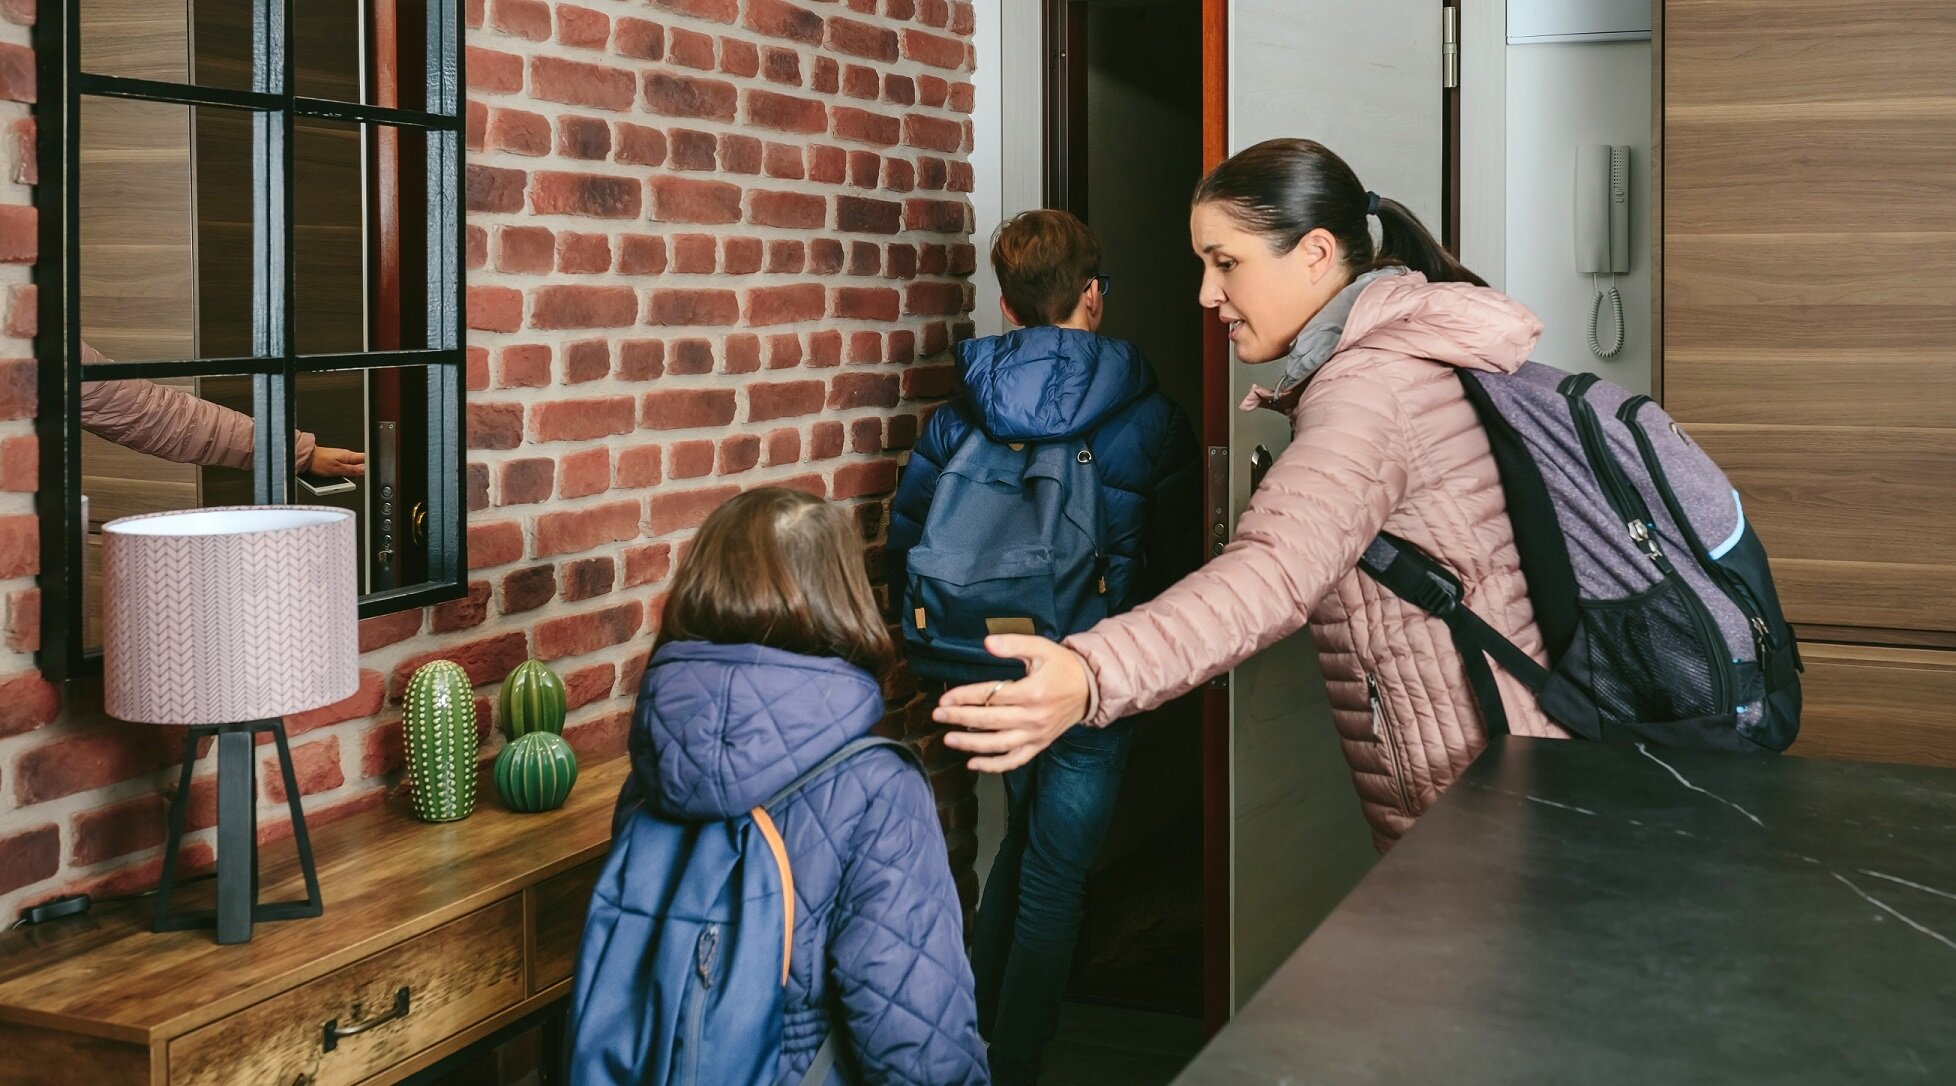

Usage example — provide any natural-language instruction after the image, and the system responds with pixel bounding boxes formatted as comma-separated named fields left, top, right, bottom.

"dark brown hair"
left=990, top=208, right=1102, bottom=326
left=1193, top=138, right=1486, bottom=287
left=655, top=488, right=895, bottom=680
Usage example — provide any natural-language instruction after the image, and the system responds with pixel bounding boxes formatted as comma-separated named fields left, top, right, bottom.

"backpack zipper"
left=679, top=925, right=719, bottom=1084
left=1367, top=675, right=1415, bottom=815
left=1617, top=396, right=1777, bottom=666
left=1561, top=375, right=1733, bottom=714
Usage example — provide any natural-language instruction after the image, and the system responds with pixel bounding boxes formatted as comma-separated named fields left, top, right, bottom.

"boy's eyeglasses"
left=1087, top=275, right=1112, bottom=297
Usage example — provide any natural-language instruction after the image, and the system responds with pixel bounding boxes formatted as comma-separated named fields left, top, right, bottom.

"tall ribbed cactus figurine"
left=494, top=731, right=579, bottom=813
left=403, top=660, right=478, bottom=822
left=499, top=659, right=567, bottom=739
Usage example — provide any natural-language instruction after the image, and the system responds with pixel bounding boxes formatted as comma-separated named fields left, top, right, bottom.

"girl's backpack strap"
left=763, top=736, right=925, bottom=811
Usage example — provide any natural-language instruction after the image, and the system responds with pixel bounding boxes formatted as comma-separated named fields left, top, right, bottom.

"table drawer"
left=528, top=858, right=603, bottom=994
left=168, top=897, right=526, bottom=1086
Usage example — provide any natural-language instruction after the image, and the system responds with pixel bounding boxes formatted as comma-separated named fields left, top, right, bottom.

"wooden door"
left=1657, top=0, right=1956, bottom=765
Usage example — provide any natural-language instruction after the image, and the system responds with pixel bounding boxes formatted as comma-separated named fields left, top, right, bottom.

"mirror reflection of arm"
left=77, top=341, right=349, bottom=474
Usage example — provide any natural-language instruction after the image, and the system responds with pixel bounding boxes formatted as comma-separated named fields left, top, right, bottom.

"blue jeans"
left=971, top=720, right=1135, bottom=1084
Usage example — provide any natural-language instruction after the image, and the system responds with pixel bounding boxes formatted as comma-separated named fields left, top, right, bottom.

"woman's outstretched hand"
left=935, top=635, right=1094, bottom=773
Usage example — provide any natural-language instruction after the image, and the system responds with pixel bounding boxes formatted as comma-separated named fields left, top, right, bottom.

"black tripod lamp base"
left=154, top=720, right=324, bottom=944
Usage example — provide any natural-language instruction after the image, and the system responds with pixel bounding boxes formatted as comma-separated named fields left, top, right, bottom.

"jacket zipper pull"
left=1366, top=675, right=1384, bottom=736
left=696, top=927, right=719, bottom=987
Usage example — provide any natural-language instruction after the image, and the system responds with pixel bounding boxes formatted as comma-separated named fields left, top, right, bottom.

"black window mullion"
left=76, top=74, right=280, bottom=114
left=82, top=357, right=286, bottom=382
left=291, top=348, right=465, bottom=374
left=291, top=98, right=457, bottom=131
left=251, top=0, right=294, bottom=503
left=36, top=0, right=84, bottom=679
left=424, top=0, right=464, bottom=584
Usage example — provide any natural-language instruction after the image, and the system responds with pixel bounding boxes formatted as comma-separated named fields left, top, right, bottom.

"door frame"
left=1197, top=0, right=1231, bottom=1037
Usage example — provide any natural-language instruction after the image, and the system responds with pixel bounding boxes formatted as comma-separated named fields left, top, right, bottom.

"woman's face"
left=1191, top=202, right=1347, bottom=365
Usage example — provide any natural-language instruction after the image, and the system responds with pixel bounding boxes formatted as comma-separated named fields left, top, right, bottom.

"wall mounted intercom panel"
left=1575, top=144, right=1630, bottom=357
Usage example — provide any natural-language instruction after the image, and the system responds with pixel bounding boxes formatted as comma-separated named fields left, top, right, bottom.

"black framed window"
left=36, top=1, right=466, bottom=679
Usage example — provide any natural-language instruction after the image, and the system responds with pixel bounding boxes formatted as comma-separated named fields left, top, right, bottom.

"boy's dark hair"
left=656, top=488, right=895, bottom=680
left=991, top=209, right=1101, bottom=326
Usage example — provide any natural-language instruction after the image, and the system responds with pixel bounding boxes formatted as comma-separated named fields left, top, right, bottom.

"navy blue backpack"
left=902, top=431, right=1111, bottom=683
left=567, top=737, right=924, bottom=1086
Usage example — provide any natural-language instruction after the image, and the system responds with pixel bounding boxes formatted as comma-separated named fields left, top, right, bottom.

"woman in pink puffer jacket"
left=935, top=139, right=1570, bottom=847
left=80, top=342, right=365, bottom=477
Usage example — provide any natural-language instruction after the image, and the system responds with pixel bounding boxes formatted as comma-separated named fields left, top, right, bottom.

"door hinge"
left=1442, top=6, right=1460, bottom=90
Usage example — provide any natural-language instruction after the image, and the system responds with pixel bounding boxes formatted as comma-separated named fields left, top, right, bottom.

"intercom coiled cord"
left=1588, top=274, right=1625, bottom=359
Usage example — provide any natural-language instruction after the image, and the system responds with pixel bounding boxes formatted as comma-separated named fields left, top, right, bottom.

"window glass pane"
left=294, top=119, right=369, bottom=355
left=296, top=0, right=431, bottom=115
left=79, top=100, right=263, bottom=365
left=78, top=0, right=254, bottom=92
left=297, top=366, right=436, bottom=594
left=79, top=373, right=260, bottom=650
left=295, top=121, right=431, bottom=355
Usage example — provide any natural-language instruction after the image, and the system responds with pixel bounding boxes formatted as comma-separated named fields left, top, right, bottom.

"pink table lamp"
left=103, top=506, right=358, bottom=944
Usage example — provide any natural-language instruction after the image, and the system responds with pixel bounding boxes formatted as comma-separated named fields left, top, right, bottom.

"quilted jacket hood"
left=954, top=326, right=1158, bottom=442
left=631, top=641, right=885, bottom=821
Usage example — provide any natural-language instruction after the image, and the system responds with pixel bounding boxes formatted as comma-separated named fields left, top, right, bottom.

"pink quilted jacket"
left=78, top=342, right=317, bottom=470
left=1066, top=272, right=1568, bottom=847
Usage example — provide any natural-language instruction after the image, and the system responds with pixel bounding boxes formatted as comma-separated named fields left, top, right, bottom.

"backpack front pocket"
left=906, top=545, right=1064, bottom=652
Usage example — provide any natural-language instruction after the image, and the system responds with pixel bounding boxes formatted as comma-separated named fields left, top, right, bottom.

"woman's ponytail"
left=1371, top=195, right=1486, bottom=287
left=1195, top=139, right=1485, bottom=287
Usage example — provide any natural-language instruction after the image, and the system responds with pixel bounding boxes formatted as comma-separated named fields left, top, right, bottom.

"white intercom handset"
left=1574, top=144, right=1630, bottom=359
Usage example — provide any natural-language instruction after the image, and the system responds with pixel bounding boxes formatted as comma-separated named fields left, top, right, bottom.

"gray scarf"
left=1271, top=266, right=1409, bottom=398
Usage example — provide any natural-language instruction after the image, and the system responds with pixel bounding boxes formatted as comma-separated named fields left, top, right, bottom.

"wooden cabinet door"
left=1659, top=1, right=1956, bottom=763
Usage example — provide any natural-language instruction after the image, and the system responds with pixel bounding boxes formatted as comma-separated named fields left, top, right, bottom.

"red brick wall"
left=0, top=0, right=981, bottom=924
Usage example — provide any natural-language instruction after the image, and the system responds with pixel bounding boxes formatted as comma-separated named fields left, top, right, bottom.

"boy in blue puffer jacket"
left=887, top=209, right=1201, bottom=1085
left=612, top=488, right=989, bottom=1085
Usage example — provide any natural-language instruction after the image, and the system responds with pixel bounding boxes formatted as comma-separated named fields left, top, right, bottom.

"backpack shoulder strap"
left=798, top=1033, right=839, bottom=1086
left=746, top=737, right=926, bottom=989
left=763, top=736, right=924, bottom=811
left=1357, top=533, right=1553, bottom=737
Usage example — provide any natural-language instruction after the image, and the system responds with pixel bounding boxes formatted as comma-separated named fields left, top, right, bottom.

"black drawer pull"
left=323, top=986, right=412, bottom=1052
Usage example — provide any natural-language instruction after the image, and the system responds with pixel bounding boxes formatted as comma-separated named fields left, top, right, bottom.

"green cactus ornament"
left=499, top=659, right=567, bottom=739
left=494, top=731, right=579, bottom=813
left=403, top=660, right=478, bottom=822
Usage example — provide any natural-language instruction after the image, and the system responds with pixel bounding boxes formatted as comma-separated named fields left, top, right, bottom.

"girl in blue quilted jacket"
left=626, top=488, right=989, bottom=1085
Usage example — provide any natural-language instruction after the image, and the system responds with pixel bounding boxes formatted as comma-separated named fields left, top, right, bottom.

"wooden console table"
left=0, top=755, right=627, bottom=1086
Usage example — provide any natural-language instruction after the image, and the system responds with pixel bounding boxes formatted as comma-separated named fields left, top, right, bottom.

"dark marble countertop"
left=1175, top=736, right=1956, bottom=1084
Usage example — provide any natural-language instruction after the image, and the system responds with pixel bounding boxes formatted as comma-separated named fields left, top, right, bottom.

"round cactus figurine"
left=403, top=660, right=478, bottom=822
left=494, top=731, right=579, bottom=813
left=499, top=659, right=567, bottom=739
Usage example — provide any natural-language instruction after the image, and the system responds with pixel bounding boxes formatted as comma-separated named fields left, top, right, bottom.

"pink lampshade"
left=102, top=506, right=360, bottom=725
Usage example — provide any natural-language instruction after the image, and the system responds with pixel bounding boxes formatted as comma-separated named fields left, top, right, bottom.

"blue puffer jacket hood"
left=955, top=326, right=1158, bottom=442
left=632, top=640, right=884, bottom=821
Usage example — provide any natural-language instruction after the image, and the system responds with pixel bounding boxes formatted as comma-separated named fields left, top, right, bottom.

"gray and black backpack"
left=1360, top=362, right=1802, bottom=752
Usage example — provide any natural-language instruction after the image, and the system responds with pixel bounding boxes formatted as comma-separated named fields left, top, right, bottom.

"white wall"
left=967, top=0, right=1043, bottom=888
left=969, top=0, right=1043, bottom=341
left=1500, top=41, right=1653, bottom=394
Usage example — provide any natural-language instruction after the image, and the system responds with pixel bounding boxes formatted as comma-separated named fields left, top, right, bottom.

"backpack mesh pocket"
left=1578, top=577, right=1723, bottom=725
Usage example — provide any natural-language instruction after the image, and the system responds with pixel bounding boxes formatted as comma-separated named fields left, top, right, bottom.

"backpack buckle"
left=1411, top=571, right=1460, bottom=616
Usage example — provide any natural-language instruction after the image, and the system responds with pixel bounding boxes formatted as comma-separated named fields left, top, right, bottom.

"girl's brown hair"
left=655, top=487, right=895, bottom=680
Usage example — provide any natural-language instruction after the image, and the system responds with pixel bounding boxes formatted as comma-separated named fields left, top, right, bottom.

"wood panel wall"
left=1660, top=0, right=1956, bottom=766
